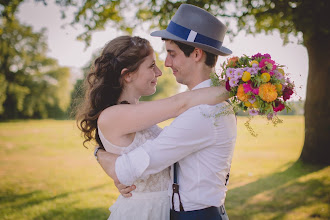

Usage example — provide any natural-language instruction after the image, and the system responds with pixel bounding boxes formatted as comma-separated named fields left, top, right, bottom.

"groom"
left=96, top=4, right=237, bottom=220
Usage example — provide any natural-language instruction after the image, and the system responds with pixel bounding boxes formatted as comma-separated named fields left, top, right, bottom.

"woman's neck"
left=118, top=89, right=140, bottom=105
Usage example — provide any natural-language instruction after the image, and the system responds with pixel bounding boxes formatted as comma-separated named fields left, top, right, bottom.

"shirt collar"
left=191, top=79, right=212, bottom=90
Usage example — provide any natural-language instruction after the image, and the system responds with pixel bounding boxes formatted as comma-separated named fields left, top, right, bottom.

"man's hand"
left=96, top=148, right=120, bottom=183
left=115, top=182, right=136, bottom=198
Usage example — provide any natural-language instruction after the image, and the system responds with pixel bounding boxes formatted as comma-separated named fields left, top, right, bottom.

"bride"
left=76, top=35, right=229, bottom=220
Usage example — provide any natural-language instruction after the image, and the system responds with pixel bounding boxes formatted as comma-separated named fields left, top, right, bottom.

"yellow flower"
left=259, top=83, right=278, bottom=102
left=278, top=68, right=285, bottom=75
left=252, top=100, right=260, bottom=108
left=237, top=84, right=250, bottom=102
left=244, top=102, right=252, bottom=108
left=242, top=71, right=251, bottom=82
left=275, top=84, right=282, bottom=93
left=250, top=60, right=259, bottom=66
left=261, top=72, right=271, bottom=83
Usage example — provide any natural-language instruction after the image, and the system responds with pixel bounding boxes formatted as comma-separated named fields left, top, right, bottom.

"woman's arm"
left=98, top=85, right=229, bottom=137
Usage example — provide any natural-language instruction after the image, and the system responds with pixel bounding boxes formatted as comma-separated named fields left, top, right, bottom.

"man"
left=95, top=4, right=237, bottom=220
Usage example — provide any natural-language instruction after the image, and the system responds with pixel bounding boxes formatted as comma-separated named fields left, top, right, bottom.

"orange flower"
left=237, top=84, right=250, bottom=102
left=227, top=56, right=239, bottom=67
left=259, top=83, right=278, bottom=102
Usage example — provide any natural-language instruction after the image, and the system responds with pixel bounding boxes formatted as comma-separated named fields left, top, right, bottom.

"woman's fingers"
left=116, top=183, right=136, bottom=198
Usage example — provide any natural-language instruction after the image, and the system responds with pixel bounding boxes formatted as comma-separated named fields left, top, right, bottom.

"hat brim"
left=151, top=30, right=232, bottom=56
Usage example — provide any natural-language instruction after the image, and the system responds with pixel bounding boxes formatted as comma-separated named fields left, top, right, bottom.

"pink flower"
left=259, top=58, right=276, bottom=71
left=225, top=80, right=231, bottom=91
left=243, top=83, right=253, bottom=93
left=283, top=87, right=293, bottom=101
left=263, top=53, right=271, bottom=59
left=252, top=88, right=259, bottom=95
left=252, top=53, right=262, bottom=60
left=273, top=101, right=285, bottom=112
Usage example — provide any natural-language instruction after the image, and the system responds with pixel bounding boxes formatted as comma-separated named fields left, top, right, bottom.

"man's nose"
left=165, top=56, right=171, bottom=67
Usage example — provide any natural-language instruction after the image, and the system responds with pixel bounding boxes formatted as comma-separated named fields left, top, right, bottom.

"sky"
left=17, top=1, right=308, bottom=100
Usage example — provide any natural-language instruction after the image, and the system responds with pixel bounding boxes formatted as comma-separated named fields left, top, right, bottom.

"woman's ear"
left=121, top=68, right=132, bottom=83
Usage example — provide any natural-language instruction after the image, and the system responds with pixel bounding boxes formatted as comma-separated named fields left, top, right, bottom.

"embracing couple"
left=77, top=4, right=237, bottom=220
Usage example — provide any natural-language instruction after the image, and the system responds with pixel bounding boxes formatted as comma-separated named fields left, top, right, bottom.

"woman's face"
left=130, top=51, right=163, bottom=96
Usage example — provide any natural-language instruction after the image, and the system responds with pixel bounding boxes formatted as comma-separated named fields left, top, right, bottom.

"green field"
left=0, top=116, right=329, bottom=220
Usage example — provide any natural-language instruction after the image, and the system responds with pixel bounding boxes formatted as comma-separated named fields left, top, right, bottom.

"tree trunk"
left=299, top=33, right=330, bottom=165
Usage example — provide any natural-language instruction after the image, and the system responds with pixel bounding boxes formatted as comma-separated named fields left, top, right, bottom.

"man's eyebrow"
left=167, top=49, right=175, bottom=53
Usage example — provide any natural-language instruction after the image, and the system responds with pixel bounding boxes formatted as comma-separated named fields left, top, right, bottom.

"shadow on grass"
left=226, top=161, right=329, bottom=220
left=33, top=206, right=109, bottom=220
left=0, top=183, right=110, bottom=218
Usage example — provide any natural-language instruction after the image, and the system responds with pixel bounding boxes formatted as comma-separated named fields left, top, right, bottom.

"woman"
left=76, top=36, right=229, bottom=220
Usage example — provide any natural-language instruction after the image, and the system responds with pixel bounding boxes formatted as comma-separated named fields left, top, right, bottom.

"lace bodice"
left=98, top=125, right=170, bottom=192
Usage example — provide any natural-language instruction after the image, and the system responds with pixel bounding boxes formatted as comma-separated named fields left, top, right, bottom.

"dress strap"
left=172, top=162, right=184, bottom=211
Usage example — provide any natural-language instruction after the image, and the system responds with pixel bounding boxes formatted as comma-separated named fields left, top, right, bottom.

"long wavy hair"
left=76, top=36, right=153, bottom=148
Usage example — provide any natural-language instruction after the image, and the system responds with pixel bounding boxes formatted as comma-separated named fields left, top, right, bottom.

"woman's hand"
left=115, top=182, right=136, bottom=198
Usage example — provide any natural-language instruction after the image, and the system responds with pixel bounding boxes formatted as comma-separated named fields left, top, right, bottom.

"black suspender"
left=172, top=162, right=184, bottom=211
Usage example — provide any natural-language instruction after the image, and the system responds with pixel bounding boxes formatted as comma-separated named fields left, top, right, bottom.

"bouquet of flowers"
left=211, top=53, right=295, bottom=135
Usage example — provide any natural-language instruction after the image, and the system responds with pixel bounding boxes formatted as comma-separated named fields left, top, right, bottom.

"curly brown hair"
left=76, top=36, right=153, bottom=148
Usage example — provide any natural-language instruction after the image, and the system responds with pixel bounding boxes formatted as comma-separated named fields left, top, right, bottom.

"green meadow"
left=0, top=116, right=329, bottom=220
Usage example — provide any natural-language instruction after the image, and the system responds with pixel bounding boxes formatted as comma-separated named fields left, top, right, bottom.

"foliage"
left=0, top=1, right=72, bottom=119
left=49, top=0, right=329, bottom=47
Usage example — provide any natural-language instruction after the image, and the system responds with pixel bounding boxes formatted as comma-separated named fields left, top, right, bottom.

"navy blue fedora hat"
left=151, top=4, right=232, bottom=56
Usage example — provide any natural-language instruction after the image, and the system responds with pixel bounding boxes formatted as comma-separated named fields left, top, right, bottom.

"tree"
left=40, top=0, right=329, bottom=164
left=0, top=0, right=72, bottom=119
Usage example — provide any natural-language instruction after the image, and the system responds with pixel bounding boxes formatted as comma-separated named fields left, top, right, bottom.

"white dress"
left=98, top=125, right=171, bottom=220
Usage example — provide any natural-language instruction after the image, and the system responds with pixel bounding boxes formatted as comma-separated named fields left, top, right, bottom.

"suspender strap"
left=172, top=162, right=184, bottom=211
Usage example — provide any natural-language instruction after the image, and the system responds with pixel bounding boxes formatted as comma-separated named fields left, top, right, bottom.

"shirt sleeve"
left=115, top=105, right=215, bottom=185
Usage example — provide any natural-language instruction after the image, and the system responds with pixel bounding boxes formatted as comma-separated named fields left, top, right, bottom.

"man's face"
left=164, top=40, right=195, bottom=86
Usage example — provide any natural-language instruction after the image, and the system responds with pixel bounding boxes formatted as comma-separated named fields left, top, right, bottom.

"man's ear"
left=193, top=48, right=204, bottom=62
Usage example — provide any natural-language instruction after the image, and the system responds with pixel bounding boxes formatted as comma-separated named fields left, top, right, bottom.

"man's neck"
left=186, top=69, right=212, bottom=90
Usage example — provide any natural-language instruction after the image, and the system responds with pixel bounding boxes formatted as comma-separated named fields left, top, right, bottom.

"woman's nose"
left=155, top=66, right=162, bottom=77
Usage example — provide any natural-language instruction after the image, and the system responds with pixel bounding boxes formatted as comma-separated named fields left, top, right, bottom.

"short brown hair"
left=163, top=39, right=218, bottom=67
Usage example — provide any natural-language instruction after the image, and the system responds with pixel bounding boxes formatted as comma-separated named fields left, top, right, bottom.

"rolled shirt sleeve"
left=115, top=105, right=215, bottom=185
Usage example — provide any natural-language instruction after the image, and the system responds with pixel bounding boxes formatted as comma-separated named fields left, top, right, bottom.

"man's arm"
left=97, top=149, right=136, bottom=197
left=115, top=106, right=220, bottom=185
left=96, top=149, right=120, bottom=183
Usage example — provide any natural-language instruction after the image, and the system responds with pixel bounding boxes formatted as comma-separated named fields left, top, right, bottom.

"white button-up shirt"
left=115, top=79, right=237, bottom=211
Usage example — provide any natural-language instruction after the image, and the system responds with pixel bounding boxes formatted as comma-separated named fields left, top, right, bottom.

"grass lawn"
left=0, top=116, right=329, bottom=220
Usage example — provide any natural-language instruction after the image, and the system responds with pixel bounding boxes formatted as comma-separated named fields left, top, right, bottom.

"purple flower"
left=252, top=63, right=259, bottom=68
left=226, top=68, right=235, bottom=78
left=234, top=68, right=243, bottom=79
left=229, top=78, right=239, bottom=87
left=274, top=71, right=284, bottom=80
left=248, top=96, right=256, bottom=104
left=249, top=109, right=259, bottom=116
left=250, top=67, right=259, bottom=75
left=267, top=113, right=274, bottom=120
